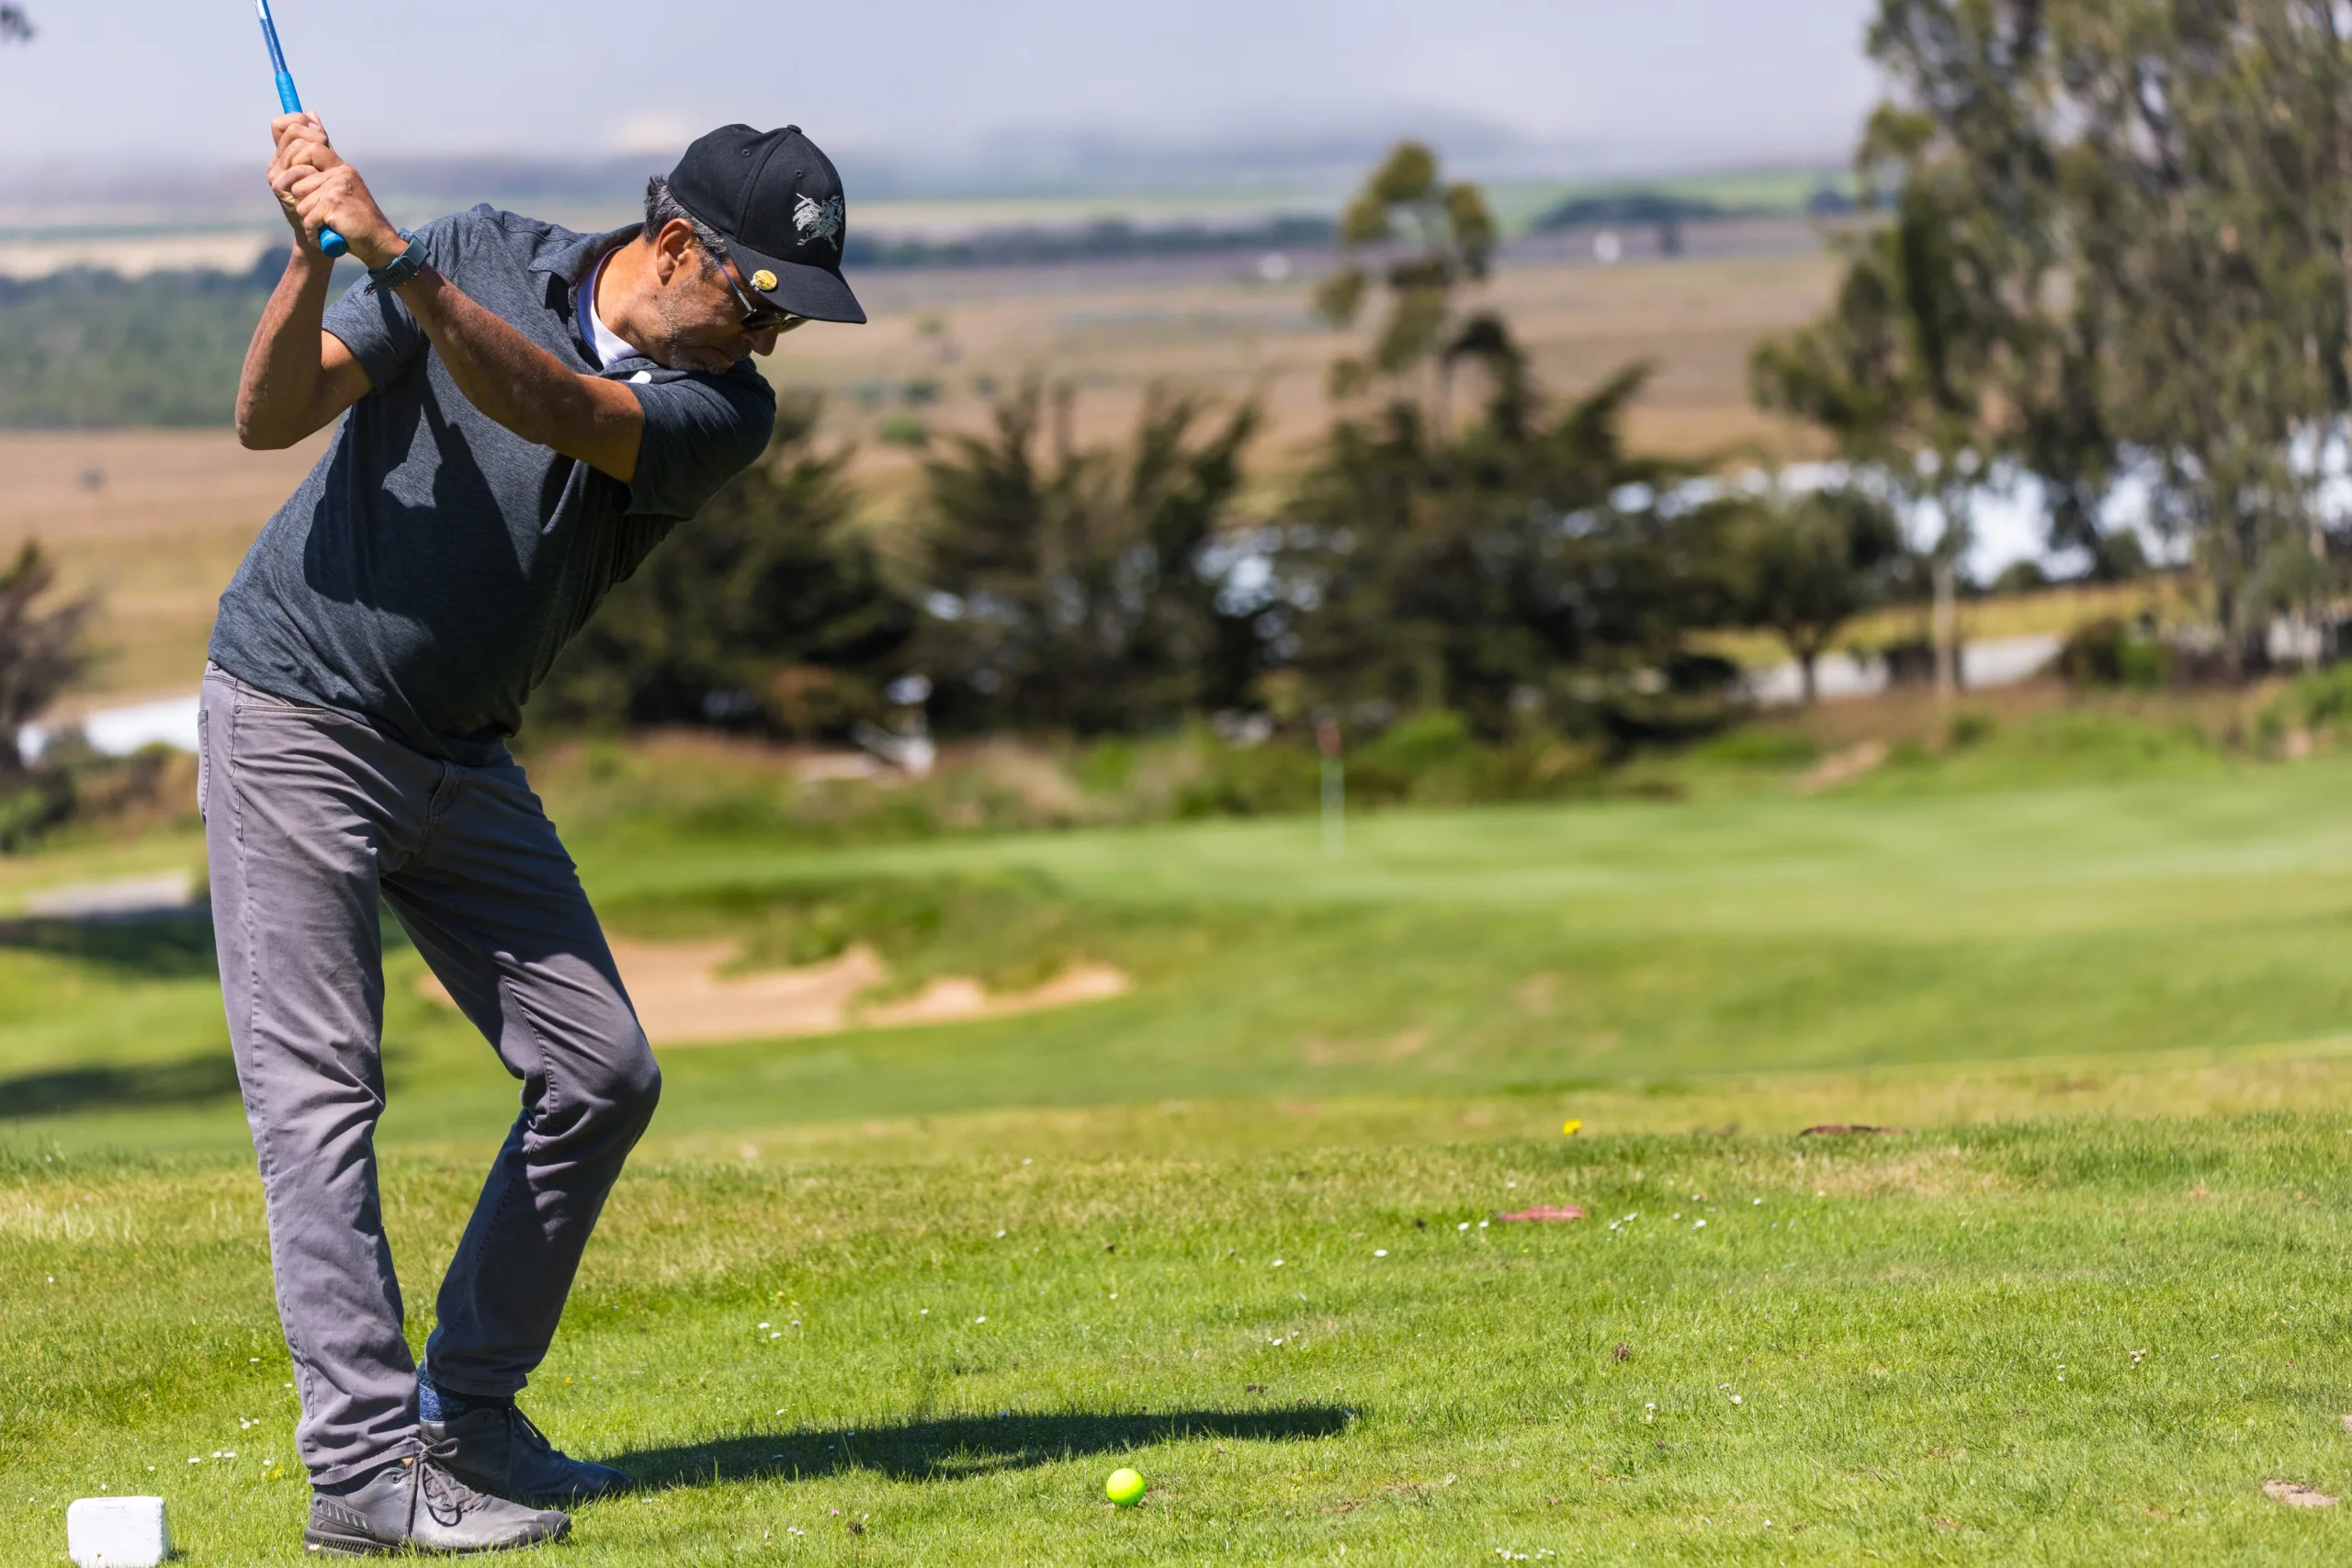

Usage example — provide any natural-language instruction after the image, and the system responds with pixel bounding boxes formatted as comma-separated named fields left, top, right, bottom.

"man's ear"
left=650, top=218, right=699, bottom=285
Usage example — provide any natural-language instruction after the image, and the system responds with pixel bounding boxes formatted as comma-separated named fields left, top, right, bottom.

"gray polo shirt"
left=209, top=206, right=777, bottom=766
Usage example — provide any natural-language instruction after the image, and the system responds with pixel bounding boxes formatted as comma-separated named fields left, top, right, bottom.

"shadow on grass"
left=0, top=912, right=217, bottom=978
left=0, top=1051, right=242, bottom=1120
left=609, top=1405, right=1352, bottom=1488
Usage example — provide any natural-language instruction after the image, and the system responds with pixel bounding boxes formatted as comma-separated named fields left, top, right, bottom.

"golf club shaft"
left=255, top=0, right=347, bottom=258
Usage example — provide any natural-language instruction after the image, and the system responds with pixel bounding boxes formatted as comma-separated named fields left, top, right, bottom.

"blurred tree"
left=1275, top=359, right=1742, bottom=743
left=1751, top=77, right=2019, bottom=703
left=1727, top=486, right=1907, bottom=705
left=1862, top=0, right=2122, bottom=588
left=1314, top=141, right=1506, bottom=423
left=2052, top=0, right=2352, bottom=669
left=1990, top=557, right=2052, bottom=596
left=0, top=7, right=30, bottom=44
left=913, top=379, right=1262, bottom=734
left=1812, top=0, right=2352, bottom=672
left=535, top=394, right=915, bottom=739
left=0, top=542, right=95, bottom=774
left=1, top=258, right=280, bottom=429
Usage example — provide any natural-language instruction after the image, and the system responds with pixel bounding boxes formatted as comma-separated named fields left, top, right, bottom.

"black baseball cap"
left=667, top=124, right=865, bottom=325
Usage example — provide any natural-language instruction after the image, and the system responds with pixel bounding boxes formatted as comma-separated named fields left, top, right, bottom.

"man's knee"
left=613, top=1033, right=661, bottom=1124
left=526, top=1014, right=661, bottom=1150
left=582, top=1029, right=661, bottom=1134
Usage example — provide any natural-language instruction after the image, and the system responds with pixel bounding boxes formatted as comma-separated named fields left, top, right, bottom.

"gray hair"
left=643, top=176, right=727, bottom=269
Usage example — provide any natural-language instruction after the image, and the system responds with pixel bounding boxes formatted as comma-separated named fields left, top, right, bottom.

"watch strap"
left=368, top=231, right=428, bottom=291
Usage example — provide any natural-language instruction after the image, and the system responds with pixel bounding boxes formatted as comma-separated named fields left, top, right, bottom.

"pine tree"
left=0, top=543, right=94, bottom=773
left=912, top=380, right=1261, bottom=734
left=535, top=394, right=914, bottom=737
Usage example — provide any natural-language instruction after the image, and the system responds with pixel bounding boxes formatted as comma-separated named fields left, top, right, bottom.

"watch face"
left=369, top=233, right=425, bottom=285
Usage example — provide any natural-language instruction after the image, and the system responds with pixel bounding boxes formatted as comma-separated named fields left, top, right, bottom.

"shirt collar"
left=536, top=224, right=656, bottom=371
left=532, top=222, right=644, bottom=288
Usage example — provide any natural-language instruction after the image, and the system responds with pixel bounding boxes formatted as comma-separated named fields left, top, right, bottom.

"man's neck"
left=591, top=236, right=656, bottom=360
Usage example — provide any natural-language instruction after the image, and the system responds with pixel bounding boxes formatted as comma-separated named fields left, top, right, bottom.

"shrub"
left=1948, top=711, right=1996, bottom=749
left=2055, top=617, right=2168, bottom=689
left=0, top=743, right=190, bottom=854
left=1171, top=739, right=1321, bottom=819
left=0, top=771, right=69, bottom=852
left=1877, top=637, right=1939, bottom=687
left=1690, top=728, right=1822, bottom=769
left=2277, top=664, right=2352, bottom=731
left=1359, top=710, right=1476, bottom=775
left=533, top=394, right=915, bottom=740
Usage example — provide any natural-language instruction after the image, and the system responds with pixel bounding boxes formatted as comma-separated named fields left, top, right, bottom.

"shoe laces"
left=505, top=1404, right=558, bottom=1459
left=416, top=1439, right=492, bottom=1529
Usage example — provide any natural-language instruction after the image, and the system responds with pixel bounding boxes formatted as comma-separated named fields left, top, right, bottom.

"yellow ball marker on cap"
left=751, top=269, right=778, bottom=291
left=1105, top=1467, right=1146, bottom=1506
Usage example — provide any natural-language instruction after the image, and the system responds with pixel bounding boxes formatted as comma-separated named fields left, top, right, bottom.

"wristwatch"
left=368, top=230, right=428, bottom=291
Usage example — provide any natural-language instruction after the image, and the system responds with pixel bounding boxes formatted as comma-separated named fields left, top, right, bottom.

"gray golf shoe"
left=303, top=1449, right=570, bottom=1555
left=424, top=1403, right=634, bottom=1506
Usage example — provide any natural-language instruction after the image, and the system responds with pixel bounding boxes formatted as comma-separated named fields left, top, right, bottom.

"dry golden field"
left=0, top=239, right=1838, bottom=700
left=814, top=226, right=1840, bottom=489
left=0, top=428, right=329, bottom=702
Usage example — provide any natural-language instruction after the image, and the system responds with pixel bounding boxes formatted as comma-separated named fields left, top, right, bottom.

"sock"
left=417, top=1366, right=509, bottom=1423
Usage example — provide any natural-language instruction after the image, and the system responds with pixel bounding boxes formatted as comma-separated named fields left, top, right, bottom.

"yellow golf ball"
left=1105, top=1466, right=1146, bottom=1506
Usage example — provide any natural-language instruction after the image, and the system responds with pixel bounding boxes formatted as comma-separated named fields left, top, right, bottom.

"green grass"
left=13, top=746, right=2352, bottom=1153
left=14, top=738, right=2352, bottom=1558
left=11, top=1115, right=2352, bottom=1562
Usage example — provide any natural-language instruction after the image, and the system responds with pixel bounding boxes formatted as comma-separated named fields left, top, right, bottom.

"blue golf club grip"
left=258, top=3, right=346, bottom=258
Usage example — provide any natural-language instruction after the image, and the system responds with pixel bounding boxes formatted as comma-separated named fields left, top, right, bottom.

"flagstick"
left=1318, top=718, right=1344, bottom=859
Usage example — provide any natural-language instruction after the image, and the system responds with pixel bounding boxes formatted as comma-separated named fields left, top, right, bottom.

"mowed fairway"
left=12, top=753, right=2352, bottom=1154
left=12, top=758, right=2352, bottom=1559
left=11, top=1121, right=2352, bottom=1562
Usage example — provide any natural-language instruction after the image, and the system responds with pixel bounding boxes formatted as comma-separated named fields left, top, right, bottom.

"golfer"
left=203, top=112, right=863, bottom=1555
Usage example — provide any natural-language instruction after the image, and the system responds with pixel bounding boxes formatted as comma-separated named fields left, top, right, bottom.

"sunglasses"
left=708, top=239, right=808, bottom=333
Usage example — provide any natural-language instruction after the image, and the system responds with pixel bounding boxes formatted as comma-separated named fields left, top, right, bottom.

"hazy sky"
left=0, top=1, right=1882, bottom=186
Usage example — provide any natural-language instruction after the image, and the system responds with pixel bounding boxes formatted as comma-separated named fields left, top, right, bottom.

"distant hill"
left=842, top=214, right=1334, bottom=269
left=1531, top=181, right=1853, bottom=234
left=0, top=214, right=1344, bottom=429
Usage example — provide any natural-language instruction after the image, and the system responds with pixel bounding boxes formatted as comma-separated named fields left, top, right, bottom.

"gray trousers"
left=199, top=665, right=659, bottom=1486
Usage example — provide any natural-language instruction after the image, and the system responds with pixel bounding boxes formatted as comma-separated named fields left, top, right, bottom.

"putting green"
left=6, top=756, right=2352, bottom=1154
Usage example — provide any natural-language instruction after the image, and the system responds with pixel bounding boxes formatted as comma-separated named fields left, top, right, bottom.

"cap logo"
left=794, top=192, right=845, bottom=248
left=751, top=269, right=778, bottom=291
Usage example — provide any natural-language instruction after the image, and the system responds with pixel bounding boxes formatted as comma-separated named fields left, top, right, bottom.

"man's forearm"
left=235, top=249, right=338, bottom=449
left=270, top=130, right=642, bottom=478
left=391, top=267, right=642, bottom=479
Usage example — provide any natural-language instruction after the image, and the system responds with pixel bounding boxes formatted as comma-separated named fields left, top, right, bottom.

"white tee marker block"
left=67, top=1496, right=171, bottom=1567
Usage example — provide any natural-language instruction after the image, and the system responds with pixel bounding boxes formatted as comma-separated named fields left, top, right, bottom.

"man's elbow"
left=237, top=425, right=303, bottom=452
left=237, top=399, right=328, bottom=450
left=235, top=396, right=291, bottom=449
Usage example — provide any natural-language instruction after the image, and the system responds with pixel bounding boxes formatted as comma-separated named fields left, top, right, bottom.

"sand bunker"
left=415, top=939, right=1128, bottom=1047
left=1802, top=739, right=1889, bottom=794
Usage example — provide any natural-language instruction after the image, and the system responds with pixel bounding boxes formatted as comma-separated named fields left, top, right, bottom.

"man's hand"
left=237, top=113, right=377, bottom=449
left=268, top=113, right=403, bottom=267
left=250, top=113, right=642, bottom=477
